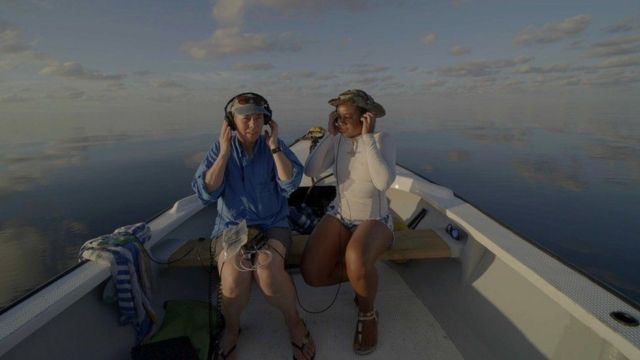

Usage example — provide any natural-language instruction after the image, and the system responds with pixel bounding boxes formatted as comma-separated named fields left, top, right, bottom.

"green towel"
left=147, top=300, right=223, bottom=360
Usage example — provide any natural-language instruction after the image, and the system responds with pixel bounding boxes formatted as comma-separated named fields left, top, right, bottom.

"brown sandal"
left=354, top=309, right=378, bottom=355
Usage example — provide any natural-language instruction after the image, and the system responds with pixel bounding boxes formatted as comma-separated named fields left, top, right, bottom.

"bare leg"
left=300, top=215, right=352, bottom=286
left=254, top=240, right=316, bottom=360
left=344, top=220, right=393, bottom=353
left=217, top=252, right=252, bottom=360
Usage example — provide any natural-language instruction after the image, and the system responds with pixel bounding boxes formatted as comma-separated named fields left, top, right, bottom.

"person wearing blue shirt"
left=191, top=93, right=315, bottom=360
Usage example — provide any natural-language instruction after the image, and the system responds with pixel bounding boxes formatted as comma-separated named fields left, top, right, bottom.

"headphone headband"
left=223, top=92, right=272, bottom=130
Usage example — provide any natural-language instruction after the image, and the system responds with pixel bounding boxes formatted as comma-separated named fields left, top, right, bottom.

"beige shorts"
left=213, top=226, right=292, bottom=260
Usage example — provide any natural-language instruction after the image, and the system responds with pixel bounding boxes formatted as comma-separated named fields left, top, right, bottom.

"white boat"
left=1, top=129, right=639, bottom=359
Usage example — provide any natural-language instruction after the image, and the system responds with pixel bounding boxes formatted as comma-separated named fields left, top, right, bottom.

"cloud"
left=434, top=56, right=533, bottom=77
left=184, top=28, right=301, bottom=58
left=231, top=62, right=274, bottom=71
left=0, top=134, right=133, bottom=197
left=449, top=45, right=471, bottom=56
left=425, top=79, right=447, bottom=88
left=586, top=142, right=639, bottom=161
left=344, top=64, right=389, bottom=75
left=581, top=69, right=640, bottom=87
left=152, top=79, right=185, bottom=88
left=604, top=16, right=640, bottom=34
left=278, top=70, right=316, bottom=81
left=133, top=70, right=153, bottom=76
left=0, top=93, right=32, bottom=103
left=587, top=34, right=640, bottom=57
left=185, top=0, right=370, bottom=58
left=593, top=55, right=640, bottom=69
left=0, top=22, right=51, bottom=66
left=514, top=64, right=571, bottom=74
left=46, top=88, right=85, bottom=100
left=513, top=14, right=591, bottom=47
left=40, top=62, right=125, bottom=81
left=513, top=157, right=586, bottom=192
left=422, top=33, right=436, bottom=46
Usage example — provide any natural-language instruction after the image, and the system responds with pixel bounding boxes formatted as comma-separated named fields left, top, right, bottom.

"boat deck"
left=152, top=203, right=463, bottom=359
left=158, top=264, right=463, bottom=359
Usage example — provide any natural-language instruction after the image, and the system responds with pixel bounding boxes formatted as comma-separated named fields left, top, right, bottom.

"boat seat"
left=168, top=229, right=451, bottom=267
left=286, top=228, right=450, bottom=265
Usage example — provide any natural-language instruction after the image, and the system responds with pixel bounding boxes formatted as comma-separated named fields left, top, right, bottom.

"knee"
left=345, top=248, right=370, bottom=279
left=221, top=277, right=246, bottom=298
left=255, top=260, right=285, bottom=296
left=300, top=257, right=329, bottom=287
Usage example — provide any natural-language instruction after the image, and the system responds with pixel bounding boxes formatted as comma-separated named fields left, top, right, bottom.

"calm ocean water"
left=0, top=123, right=638, bottom=310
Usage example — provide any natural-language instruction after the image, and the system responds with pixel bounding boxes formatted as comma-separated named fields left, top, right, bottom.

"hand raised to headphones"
left=265, top=119, right=279, bottom=149
left=328, top=111, right=339, bottom=136
left=219, top=121, right=232, bottom=157
left=361, top=112, right=376, bottom=135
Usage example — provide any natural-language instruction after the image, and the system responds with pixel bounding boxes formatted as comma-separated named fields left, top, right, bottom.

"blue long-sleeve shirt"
left=191, top=134, right=303, bottom=238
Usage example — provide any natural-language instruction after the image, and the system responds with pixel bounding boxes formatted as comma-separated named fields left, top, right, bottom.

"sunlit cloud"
left=449, top=45, right=471, bottom=56
left=184, top=28, right=302, bottom=58
left=587, top=34, right=640, bottom=57
left=593, top=55, right=640, bottom=69
left=422, top=32, right=436, bottom=46
left=604, top=15, right=640, bottom=34
left=185, top=0, right=367, bottom=59
left=514, top=64, right=572, bottom=74
left=513, top=14, right=591, bottom=47
left=231, top=62, right=274, bottom=71
left=40, top=61, right=125, bottom=81
left=513, top=157, right=586, bottom=192
left=0, top=21, right=51, bottom=69
left=434, top=56, right=533, bottom=77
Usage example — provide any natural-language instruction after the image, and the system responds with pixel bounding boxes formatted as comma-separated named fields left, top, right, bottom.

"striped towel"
left=79, top=223, right=156, bottom=343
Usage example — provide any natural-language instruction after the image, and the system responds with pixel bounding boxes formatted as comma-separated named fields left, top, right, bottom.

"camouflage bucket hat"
left=328, top=89, right=386, bottom=118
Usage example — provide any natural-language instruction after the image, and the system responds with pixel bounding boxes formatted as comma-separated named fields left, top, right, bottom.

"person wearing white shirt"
left=301, top=89, right=396, bottom=356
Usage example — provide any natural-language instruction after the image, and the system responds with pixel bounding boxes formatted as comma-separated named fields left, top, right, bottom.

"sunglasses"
left=234, top=94, right=267, bottom=106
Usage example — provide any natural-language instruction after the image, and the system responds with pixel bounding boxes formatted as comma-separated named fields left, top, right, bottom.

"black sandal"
left=214, top=329, right=240, bottom=360
left=291, top=320, right=315, bottom=360
left=216, top=344, right=236, bottom=360
left=354, top=309, right=378, bottom=355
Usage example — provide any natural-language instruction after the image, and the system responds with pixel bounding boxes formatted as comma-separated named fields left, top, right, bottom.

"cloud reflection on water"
left=513, top=157, right=586, bottom=192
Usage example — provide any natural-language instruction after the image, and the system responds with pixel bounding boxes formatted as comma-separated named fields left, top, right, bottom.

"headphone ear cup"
left=225, top=112, right=235, bottom=130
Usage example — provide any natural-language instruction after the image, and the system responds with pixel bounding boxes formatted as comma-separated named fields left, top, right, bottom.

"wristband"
left=271, top=146, right=282, bottom=154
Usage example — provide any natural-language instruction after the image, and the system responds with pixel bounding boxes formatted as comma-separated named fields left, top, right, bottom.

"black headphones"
left=223, top=92, right=273, bottom=130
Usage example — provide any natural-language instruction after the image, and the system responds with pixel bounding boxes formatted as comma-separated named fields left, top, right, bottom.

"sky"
left=1, top=0, right=640, bottom=144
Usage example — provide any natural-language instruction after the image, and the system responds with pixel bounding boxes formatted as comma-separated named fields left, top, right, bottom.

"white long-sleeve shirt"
left=304, top=132, right=396, bottom=221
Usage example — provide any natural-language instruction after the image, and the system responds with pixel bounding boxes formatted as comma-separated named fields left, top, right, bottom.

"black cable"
left=136, top=238, right=198, bottom=265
